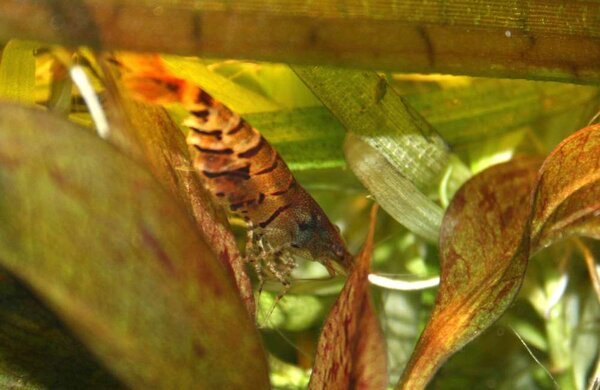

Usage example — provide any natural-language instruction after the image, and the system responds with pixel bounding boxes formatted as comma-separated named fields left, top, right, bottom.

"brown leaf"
left=100, top=59, right=256, bottom=317
left=0, top=103, right=269, bottom=388
left=309, top=205, right=388, bottom=390
left=530, top=124, right=600, bottom=250
left=398, top=124, right=600, bottom=388
left=397, top=157, right=542, bottom=389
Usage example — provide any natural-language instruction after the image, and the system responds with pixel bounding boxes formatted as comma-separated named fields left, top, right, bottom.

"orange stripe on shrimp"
left=114, top=54, right=352, bottom=286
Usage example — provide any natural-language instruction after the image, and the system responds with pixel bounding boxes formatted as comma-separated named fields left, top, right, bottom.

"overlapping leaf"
left=101, top=59, right=256, bottom=316
left=530, top=124, right=600, bottom=249
left=310, top=206, right=387, bottom=390
left=0, top=103, right=269, bottom=389
left=398, top=124, right=600, bottom=388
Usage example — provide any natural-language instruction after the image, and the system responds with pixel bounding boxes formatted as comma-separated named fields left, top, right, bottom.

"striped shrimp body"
left=185, top=92, right=352, bottom=284
left=116, top=54, right=352, bottom=285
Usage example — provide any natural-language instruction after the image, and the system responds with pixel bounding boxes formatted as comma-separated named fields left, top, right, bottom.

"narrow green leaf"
left=344, top=134, right=443, bottom=242
left=293, top=65, right=451, bottom=190
left=2, top=1, right=599, bottom=83
left=162, top=55, right=279, bottom=113
left=0, top=103, right=269, bottom=389
left=0, top=40, right=38, bottom=104
left=246, top=79, right=598, bottom=171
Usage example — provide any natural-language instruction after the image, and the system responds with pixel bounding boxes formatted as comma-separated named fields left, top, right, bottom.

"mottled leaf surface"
left=0, top=103, right=269, bottom=389
left=397, top=157, right=542, bottom=389
left=530, top=124, right=600, bottom=250
left=102, top=64, right=256, bottom=316
left=310, top=206, right=387, bottom=390
left=398, top=125, right=600, bottom=388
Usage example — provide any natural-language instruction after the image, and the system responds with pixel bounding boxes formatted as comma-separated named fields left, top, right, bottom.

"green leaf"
left=246, top=107, right=346, bottom=170
left=344, top=134, right=443, bottom=242
left=0, top=103, right=269, bottom=389
left=162, top=55, right=279, bottom=113
left=293, top=65, right=451, bottom=190
left=0, top=40, right=38, bottom=104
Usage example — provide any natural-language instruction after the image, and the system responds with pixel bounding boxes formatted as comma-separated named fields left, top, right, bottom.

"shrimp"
left=114, top=54, right=352, bottom=287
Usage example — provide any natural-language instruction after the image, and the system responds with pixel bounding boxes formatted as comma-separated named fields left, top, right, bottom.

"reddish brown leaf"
left=397, top=157, right=542, bottom=389
left=101, top=61, right=255, bottom=317
left=398, top=126, right=600, bottom=388
left=530, top=124, right=600, bottom=251
left=309, top=205, right=388, bottom=390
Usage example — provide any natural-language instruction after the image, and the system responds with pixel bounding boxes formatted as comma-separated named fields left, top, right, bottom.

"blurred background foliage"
left=0, top=38, right=598, bottom=389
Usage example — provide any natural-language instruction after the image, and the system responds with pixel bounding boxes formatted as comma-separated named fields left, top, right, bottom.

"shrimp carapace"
left=114, top=54, right=353, bottom=284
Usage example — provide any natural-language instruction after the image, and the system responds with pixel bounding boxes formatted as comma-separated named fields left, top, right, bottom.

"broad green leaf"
left=344, top=134, right=443, bottom=242
left=530, top=124, right=600, bottom=250
left=0, top=40, right=38, bottom=103
left=0, top=103, right=269, bottom=389
left=0, top=270, right=122, bottom=389
left=397, top=157, right=542, bottom=389
left=309, top=206, right=387, bottom=390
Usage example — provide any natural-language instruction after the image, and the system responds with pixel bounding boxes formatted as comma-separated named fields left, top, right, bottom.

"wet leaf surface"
left=101, top=62, right=256, bottom=316
left=398, top=125, right=600, bottom=388
left=530, top=124, right=600, bottom=250
left=309, top=205, right=387, bottom=390
left=0, top=103, right=269, bottom=389
left=397, top=157, right=542, bottom=388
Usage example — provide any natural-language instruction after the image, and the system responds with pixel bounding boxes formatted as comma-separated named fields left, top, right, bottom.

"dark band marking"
left=230, top=200, right=247, bottom=211
left=227, top=120, right=244, bottom=135
left=191, top=128, right=223, bottom=139
left=202, top=165, right=250, bottom=179
left=191, top=109, right=210, bottom=118
left=269, top=179, right=296, bottom=196
left=238, top=136, right=265, bottom=159
left=196, top=89, right=213, bottom=106
left=258, top=203, right=292, bottom=228
left=257, top=192, right=265, bottom=204
left=164, top=80, right=181, bottom=93
left=254, top=158, right=278, bottom=176
left=194, top=145, right=234, bottom=155
left=215, top=192, right=226, bottom=197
